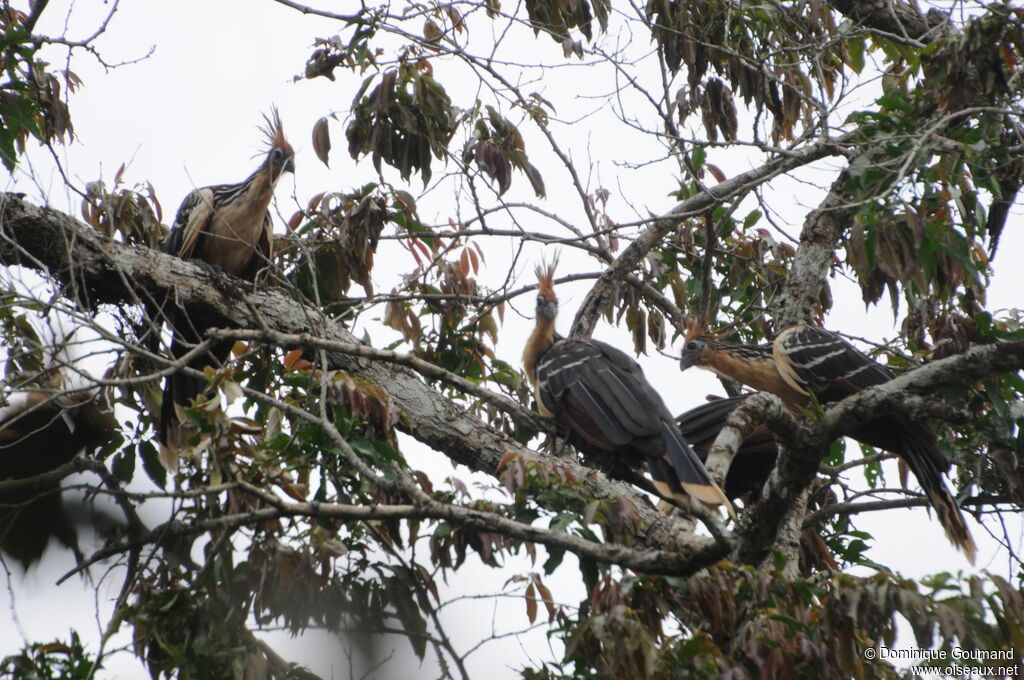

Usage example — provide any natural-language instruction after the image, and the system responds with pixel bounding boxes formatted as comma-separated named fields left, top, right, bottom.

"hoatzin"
left=522, top=261, right=731, bottom=514
left=679, top=323, right=977, bottom=561
left=158, top=109, right=294, bottom=468
left=676, top=395, right=778, bottom=501
left=0, top=373, right=116, bottom=567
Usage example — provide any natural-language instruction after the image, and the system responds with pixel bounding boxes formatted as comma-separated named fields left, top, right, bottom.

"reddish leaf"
left=423, top=18, right=442, bottom=43
left=707, top=163, right=727, bottom=183
left=447, top=6, right=465, bottom=33
left=525, top=583, right=538, bottom=623
left=283, top=349, right=304, bottom=370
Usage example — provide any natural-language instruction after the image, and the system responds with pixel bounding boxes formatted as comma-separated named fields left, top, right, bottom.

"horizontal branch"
left=0, top=193, right=716, bottom=566
left=65, top=481, right=722, bottom=579
left=803, top=494, right=1014, bottom=527
left=205, top=327, right=551, bottom=434
left=819, top=340, right=1024, bottom=441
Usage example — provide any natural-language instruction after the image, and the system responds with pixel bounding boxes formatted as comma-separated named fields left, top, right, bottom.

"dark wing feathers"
left=538, top=340, right=661, bottom=441
left=646, top=455, right=685, bottom=496
left=776, top=325, right=893, bottom=400
left=165, top=190, right=202, bottom=254
left=586, top=364, right=660, bottom=435
left=676, top=395, right=779, bottom=500
left=563, top=381, right=635, bottom=447
left=659, top=421, right=716, bottom=489
left=777, top=325, right=976, bottom=561
left=537, top=338, right=730, bottom=510
left=883, top=425, right=976, bottom=562
left=675, top=396, right=749, bottom=444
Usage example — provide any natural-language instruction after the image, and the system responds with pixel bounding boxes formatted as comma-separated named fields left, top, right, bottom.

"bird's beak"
left=679, top=352, right=695, bottom=371
left=284, top=156, right=296, bottom=174
left=538, top=300, right=558, bottom=320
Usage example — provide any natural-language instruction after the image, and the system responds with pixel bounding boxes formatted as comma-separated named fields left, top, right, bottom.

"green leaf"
left=847, top=36, right=865, bottom=73
left=138, top=440, right=166, bottom=489
left=111, top=448, right=136, bottom=483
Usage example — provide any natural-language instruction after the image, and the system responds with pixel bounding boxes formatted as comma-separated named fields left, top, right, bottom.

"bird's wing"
left=773, top=325, right=894, bottom=401
left=776, top=327, right=976, bottom=560
left=538, top=340, right=658, bottom=447
left=539, top=339, right=730, bottom=509
left=167, top=188, right=215, bottom=260
left=241, top=210, right=274, bottom=282
left=536, top=337, right=663, bottom=440
left=260, top=211, right=273, bottom=257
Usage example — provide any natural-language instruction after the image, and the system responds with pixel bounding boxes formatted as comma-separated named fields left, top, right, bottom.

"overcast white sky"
left=2, top=1, right=1021, bottom=678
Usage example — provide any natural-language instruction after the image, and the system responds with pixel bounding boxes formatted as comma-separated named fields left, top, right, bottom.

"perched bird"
left=159, top=109, right=295, bottom=468
left=679, top=323, right=977, bottom=562
left=0, top=373, right=116, bottom=567
left=522, top=260, right=731, bottom=514
left=675, top=395, right=778, bottom=501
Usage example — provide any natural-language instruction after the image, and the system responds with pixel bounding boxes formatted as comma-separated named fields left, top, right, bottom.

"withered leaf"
left=312, top=117, right=331, bottom=168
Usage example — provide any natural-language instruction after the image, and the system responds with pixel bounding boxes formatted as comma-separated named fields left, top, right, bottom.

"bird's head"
left=679, top=320, right=712, bottom=371
left=261, top=107, right=296, bottom=180
left=534, top=255, right=559, bottom=321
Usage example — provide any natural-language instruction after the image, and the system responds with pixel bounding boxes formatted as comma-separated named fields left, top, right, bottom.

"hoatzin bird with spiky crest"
left=522, top=259, right=731, bottom=515
left=158, top=108, right=294, bottom=469
left=679, top=323, right=977, bottom=562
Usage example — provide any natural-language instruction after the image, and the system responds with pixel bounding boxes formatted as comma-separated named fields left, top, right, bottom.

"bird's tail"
left=658, top=421, right=735, bottom=519
left=676, top=395, right=779, bottom=501
left=898, top=429, right=977, bottom=564
left=676, top=396, right=751, bottom=446
left=158, top=337, right=232, bottom=471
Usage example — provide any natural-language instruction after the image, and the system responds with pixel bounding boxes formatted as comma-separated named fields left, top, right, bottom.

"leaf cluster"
left=346, top=63, right=456, bottom=184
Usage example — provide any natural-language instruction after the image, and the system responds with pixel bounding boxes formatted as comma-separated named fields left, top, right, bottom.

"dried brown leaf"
left=312, top=117, right=331, bottom=168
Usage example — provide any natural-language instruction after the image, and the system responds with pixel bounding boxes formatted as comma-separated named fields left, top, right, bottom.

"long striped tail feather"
left=897, top=432, right=977, bottom=564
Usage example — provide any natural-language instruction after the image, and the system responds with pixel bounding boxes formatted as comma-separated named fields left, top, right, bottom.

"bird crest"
left=534, top=254, right=559, bottom=302
left=682, top=318, right=707, bottom=344
left=683, top=316, right=749, bottom=346
left=260, top=106, right=294, bottom=157
left=683, top=317, right=726, bottom=345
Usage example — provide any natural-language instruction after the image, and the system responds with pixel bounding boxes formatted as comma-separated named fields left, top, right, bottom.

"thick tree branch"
left=819, top=340, right=1024, bottom=440
left=0, top=193, right=713, bottom=566
left=63, top=482, right=721, bottom=579
left=825, top=0, right=946, bottom=45
left=717, top=393, right=829, bottom=566
left=770, top=170, right=853, bottom=328
left=205, top=327, right=551, bottom=434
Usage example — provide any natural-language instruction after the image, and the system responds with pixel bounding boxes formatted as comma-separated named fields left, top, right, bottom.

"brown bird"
left=522, top=260, right=731, bottom=514
left=0, top=373, right=116, bottom=567
left=159, top=109, right=295, bottom=469
left=679, top=323, right=977, bottom=562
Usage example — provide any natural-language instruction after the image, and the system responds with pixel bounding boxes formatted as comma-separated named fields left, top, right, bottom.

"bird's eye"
left=686, top=340, right=700, bottom=351
left=271, top=148, right=284, bottom=159
left=536, top=295, right=545, bottom=306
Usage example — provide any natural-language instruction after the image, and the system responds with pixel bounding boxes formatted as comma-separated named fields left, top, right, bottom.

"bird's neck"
left=243, top=165, right=277, bottom=205
left=522, top=317, right=556, bottom=385
left=702, top=346, right=808, bottom=408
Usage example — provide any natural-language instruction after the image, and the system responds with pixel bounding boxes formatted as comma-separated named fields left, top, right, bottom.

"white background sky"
left=2, top=1, right=1021, bottom=678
